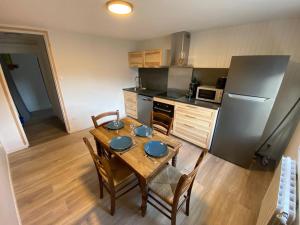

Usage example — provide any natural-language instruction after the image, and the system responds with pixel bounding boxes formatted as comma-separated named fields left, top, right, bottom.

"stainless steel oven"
left=153, top=101, right=174, bottom=118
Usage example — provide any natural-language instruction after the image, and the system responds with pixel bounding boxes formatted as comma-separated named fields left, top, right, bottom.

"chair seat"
left=108, top=157, right=136, bottom=187
left=149, top=165, right=183, bottom=205
left=153, top=124, right=168, bottom=135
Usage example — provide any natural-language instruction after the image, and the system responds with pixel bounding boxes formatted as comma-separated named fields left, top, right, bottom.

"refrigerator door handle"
left=227, top=93, right=270, bottom=102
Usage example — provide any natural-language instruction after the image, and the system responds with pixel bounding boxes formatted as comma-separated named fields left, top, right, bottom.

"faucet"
left=135, top=76, right=142, bottom=90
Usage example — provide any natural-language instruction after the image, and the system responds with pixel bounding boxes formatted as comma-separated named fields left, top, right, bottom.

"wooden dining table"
left=90, top=117, right=182, bottom=216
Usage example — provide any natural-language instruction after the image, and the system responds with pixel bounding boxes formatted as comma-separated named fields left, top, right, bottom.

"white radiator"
left=256, top=156, right=297, bottom=225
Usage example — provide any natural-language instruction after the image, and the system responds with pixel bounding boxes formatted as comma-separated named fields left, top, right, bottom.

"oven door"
left=153, top=101, right=174, bottom=118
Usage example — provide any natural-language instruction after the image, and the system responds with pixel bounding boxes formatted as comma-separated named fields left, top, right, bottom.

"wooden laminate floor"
left=9, top=129, right=274, bottom=225
left=23, top=109, right=67, bottom=146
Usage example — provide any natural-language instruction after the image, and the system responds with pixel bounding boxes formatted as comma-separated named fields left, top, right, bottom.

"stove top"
left=158, top=89, right=187, bottom=100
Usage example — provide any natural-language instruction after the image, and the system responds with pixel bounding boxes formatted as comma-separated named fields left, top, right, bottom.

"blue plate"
left=144, top=141, right=168, bottom=158
left=105, top=120, right=124, bottom=130
left=134, top=125, right=153, bottom=137
left=110, top=136, right=132, bottom=151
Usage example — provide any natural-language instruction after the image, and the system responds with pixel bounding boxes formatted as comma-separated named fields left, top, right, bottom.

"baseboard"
left=0, top=146, right=22, bottom=225
left=6, top=144, right=29, bottom=154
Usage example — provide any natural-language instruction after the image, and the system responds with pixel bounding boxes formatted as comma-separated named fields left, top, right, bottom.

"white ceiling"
left=0, top=0, right=300, bottom=40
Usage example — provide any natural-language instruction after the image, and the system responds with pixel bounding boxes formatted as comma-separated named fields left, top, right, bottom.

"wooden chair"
left=147, top=150, right=207, bottom=225
left=91, top=110, right=120, bottom=128
left=151, top=111, right=173, bottom=136
left=91, top=110, right=119, bottom=157
left=83, top=137, right=139, bottom=216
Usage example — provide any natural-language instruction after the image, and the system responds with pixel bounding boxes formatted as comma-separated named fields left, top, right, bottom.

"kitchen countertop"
left=123, top=87, right=220, bottom=110
left=164, top=96, right=220, bottom=110
left=123, top=87, right=165, bottom=97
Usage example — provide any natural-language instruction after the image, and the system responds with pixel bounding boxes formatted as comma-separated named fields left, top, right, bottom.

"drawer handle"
left=185, top=105, right=197, bottom=109
left=153, top=107, right=172, bottom=113
left=184, top=114, right=197, bottom=119
left=183, top=123, right=194, bottom=128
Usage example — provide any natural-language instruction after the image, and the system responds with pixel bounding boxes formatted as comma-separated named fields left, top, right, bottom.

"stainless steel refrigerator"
left=210, top=55, right=290, bottom=168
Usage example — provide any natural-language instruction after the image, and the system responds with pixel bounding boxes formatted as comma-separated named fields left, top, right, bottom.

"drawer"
left=172, top=126, right=208, bottom=148
left=124, top=97, right=137, bottom=105
left=173, top=121, right=210, bottom=139
left=125, top=101, right=137, bottom=110
left=125, top=108, right=137, bottom=119
left=175, top=103, right=215, bottom=119
left=124, top=91, right=137, bottom=102
left=175, top=111, right=213, bottom=130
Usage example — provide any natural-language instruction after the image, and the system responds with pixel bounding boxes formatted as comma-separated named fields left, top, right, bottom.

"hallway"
left=23, top=109, right=67, bottom=146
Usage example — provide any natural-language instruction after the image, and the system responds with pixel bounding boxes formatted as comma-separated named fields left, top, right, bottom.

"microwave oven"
left=196, top=86, right=224, bottom=103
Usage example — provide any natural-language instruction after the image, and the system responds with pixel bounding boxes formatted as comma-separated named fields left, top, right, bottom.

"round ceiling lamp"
left=106, top=0, right=133, bottom=15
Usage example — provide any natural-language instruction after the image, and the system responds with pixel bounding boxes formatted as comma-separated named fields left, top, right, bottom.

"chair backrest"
left=151, top=111, right=173, bottom=135
left=173, top=150, right=207, bottom=202
left=91, top=110, right=119, bottom=128
left=83, top=137, right=114, bottom=187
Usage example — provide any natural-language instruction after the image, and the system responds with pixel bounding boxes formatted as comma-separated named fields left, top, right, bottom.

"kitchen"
left=123, top=31, right=299, bottom=168
left=0, top=1, right=300, bottom=225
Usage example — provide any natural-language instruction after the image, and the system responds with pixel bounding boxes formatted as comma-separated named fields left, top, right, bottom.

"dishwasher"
left=137, top=95, right=153, bottom=126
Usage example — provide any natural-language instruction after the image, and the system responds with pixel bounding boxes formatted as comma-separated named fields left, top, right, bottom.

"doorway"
left=0, top=32, right=67, bottom=147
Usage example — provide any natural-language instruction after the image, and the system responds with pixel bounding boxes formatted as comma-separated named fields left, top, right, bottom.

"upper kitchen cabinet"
left=128, top=51, right=144, bottom=68
left=128, top=49, right=170, bottom=68
left=144, top=49, right=170, bottom=68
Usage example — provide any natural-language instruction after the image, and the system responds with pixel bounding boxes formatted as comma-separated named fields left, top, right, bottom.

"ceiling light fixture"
left=106, top=0, right=133, bottom=15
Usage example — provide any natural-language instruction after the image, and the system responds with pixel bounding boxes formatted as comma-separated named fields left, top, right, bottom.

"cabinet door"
left=144, top=49, right=162, bottom=67
left=173, top=103, right=218, bottom=149
left=123, top=91, right=137, bottom=119
left=128, top=51, right=144, bottom=68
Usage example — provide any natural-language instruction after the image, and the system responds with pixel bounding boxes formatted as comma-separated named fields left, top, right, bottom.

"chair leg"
left=186, top=188, right=192, bottom=216
left=171, top=210, right=177, bottom=225
left=185, top=195, right=190, bottom=216
left=171, top=203, right=179, bottom=225
left=99, top=177, right=104, bottom=199
left=110, top=192, right=116, bottom=216
left=95, top=141, right=102, bottom=156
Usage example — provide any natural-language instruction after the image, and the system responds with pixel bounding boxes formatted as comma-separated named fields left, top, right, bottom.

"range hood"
left=170, top=31, right=192, bottom=67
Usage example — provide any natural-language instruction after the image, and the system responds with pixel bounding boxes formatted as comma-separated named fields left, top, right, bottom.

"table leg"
left=172, top=152, right=178, bottom=167
left=138, top=176, right=148, bottom=217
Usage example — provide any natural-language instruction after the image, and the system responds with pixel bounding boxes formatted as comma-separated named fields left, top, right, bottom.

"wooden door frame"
left=0, top=65, right=29, bottom=149
left=0, top=25, right=71, bottom=137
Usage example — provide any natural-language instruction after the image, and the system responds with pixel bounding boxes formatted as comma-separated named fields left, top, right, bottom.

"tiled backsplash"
left=192, top=68, right=229, bottom=87
left=139, top=68, right=168, bottom=91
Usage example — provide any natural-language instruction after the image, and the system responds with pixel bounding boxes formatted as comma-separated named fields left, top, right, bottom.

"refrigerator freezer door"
left=226, top=56, right=289, bottom=98
left=210, top=93, right=275, bottom=168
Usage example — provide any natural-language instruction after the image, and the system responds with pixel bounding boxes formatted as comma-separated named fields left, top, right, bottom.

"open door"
left=0, top=63, right=29, bottom=151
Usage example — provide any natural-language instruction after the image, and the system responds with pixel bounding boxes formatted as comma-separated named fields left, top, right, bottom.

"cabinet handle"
left=153, top=107, right=172, bottom=113
left=183, top=123, right=194, bottom=128
left=184, top=114, right=197, bottom=119
left=185, top=105, right=197, bottom=109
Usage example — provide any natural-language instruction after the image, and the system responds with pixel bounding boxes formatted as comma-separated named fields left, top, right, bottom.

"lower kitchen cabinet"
left=172, top=102, right=218, bottom=149
left=123, top=91, right=137, bottom=119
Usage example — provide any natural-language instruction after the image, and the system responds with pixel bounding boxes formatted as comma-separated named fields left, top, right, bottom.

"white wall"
left=136, top=35, right=171, bottom=51
left=136, top=18, right=300, bottom=67
left=48, top=30, right=137, bottom=132
left=188, top=18, right=300, bottom=67
left=0, top=144, right=21, bottom=225
left=0, top=30, right=136, bottom=152
left=10, top=53, right=52, bottom=112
